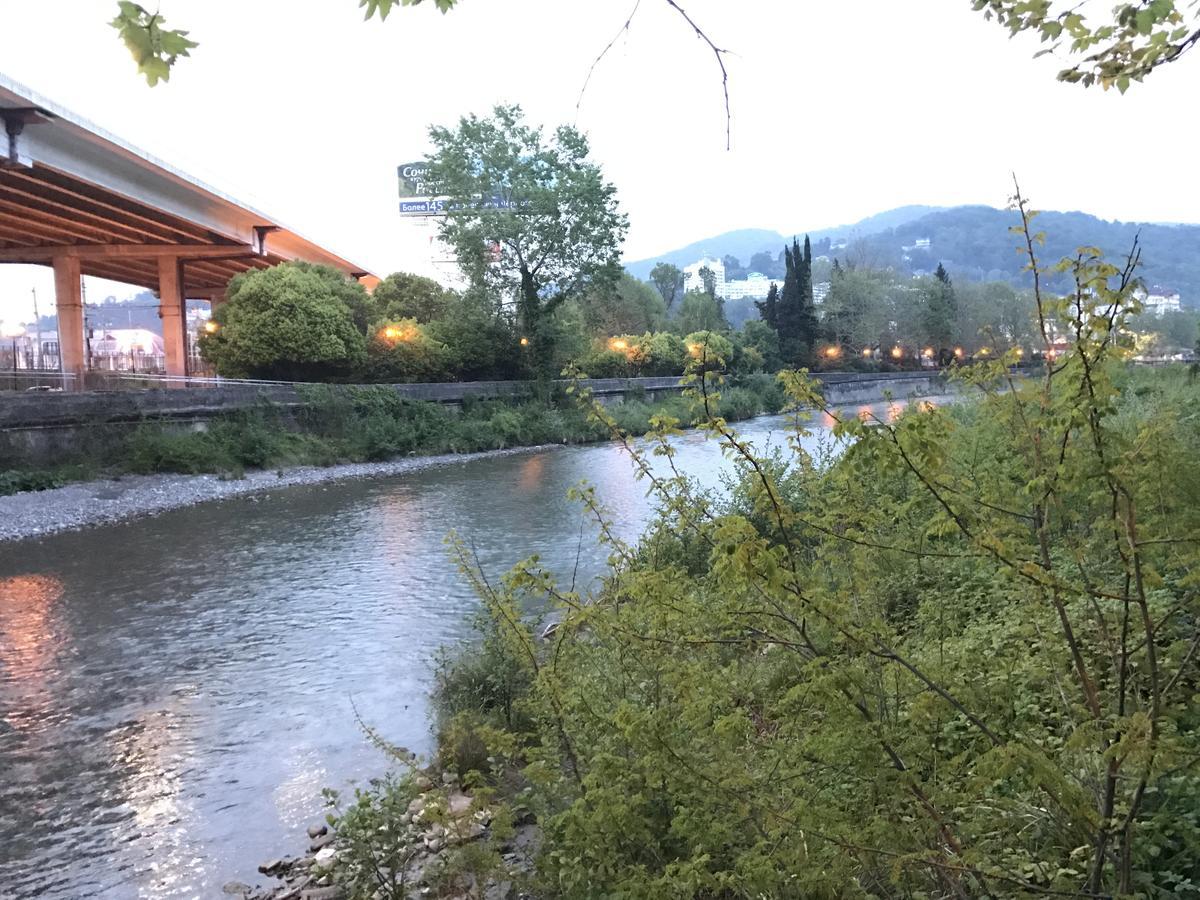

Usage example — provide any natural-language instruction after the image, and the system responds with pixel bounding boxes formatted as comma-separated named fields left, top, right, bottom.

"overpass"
left=0, top=73, right=376, bottom=384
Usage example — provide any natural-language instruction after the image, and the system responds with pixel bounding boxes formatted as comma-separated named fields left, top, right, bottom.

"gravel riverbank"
left=0, top=445, right=559, bottom=544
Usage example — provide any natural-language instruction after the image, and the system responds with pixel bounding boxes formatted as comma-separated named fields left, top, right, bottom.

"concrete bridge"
left=0, top=73, right=376, bottom=383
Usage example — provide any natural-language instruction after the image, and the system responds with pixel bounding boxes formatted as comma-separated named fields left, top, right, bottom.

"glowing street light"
left=519, top=336, right=530, bottom=347
left=862, top=347, right=872, bottom=358
left=891, top=346, right=903, bottom=359
left=922, top=347, right=935, bottom=359
left=203, top=320, right=220, bottom=335
left=953, top=347, right=963, bottom=358
left=383, top=325, right=419, bottom=343
left=823, top=345, right=840, bottom=359
left=608, top=337, right=629, bottom=353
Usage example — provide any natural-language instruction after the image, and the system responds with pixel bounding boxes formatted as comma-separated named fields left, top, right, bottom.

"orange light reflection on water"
left=0, top=573, right=65, bottom=732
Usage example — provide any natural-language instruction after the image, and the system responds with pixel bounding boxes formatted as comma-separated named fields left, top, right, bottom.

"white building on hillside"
left=724, top=272, right=780, bottom=301
left=683, top=257, right=726, bottom=296
left=1137, top=286, right=1182, bottom=317
left=684, top=258, right=784, bottom=301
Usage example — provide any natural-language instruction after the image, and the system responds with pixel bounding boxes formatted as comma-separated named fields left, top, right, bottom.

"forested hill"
left=629, top=205, right=1200, bottom=303
left=623, top=205, right=943, bottom=280
left=862, top=206, right=1200, bottom=299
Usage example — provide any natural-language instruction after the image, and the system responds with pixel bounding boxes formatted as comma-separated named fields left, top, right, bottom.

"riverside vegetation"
left=0, top=374, right=787, bottom=497
left=301, top=213, right=1200, bottom=899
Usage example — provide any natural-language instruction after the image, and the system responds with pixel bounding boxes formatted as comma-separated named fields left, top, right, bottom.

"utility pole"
left=31, top=287, right=40, bottom=370
left=82, top=279, right=92, bottom=372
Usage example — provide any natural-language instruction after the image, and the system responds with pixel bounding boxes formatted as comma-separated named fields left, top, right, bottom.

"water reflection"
left=0, top=574, right=65, bottom=731
left=0, top=399, right=946, bottom=898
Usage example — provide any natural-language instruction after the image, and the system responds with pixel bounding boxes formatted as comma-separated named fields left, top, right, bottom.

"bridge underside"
left=0, top=74, right=374, bottom=384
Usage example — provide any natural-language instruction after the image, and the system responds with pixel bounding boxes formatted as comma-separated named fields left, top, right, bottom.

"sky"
left=0, top=0, right=1196, bottom=324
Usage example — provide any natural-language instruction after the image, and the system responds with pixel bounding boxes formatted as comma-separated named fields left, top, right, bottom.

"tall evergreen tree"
left=922, top=261, right=959, bottom=352
left=756, top=282, right=779, bottom=330
left=799, top=235, right=818, bottom=354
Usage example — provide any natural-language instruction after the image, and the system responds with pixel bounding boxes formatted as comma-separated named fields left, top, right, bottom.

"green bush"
left=125, top=426, right=223, bottom=474
left=0, top=468, right=68, bottom=496
left=715, top=385, right=761, bottom=421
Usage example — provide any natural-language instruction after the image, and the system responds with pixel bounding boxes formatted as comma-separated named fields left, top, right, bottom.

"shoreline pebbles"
left=0, top=445, right=560, bottom=544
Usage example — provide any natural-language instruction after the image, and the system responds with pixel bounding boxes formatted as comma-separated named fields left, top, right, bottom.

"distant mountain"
left=855, top=206, right=1200, bottom=301
left=624, top=205, right=945, bottom=280
left=628, top=204, right=1200, bottom=304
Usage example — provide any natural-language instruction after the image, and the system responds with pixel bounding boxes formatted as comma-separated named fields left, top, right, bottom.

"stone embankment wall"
left=0, top=372, right=950, bottom=465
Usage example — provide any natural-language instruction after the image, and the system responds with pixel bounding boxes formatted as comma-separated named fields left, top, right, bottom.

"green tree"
left=739, top=318, right=782, bottom=371
left=755, top=281, right=779, bottom=330
left=674, top=290, right=727, bottom=335
left=919, top=262, right=959, bottom=352
left=200, top=263, right=367, bottom=380
left=697, top=265, right=717, bottom=299
left=823, top=265, right=890, bottom=351
left=370, top=272, right=454, bottom=324
left=775, top=237, right=818, bottom=367
left=364, top=318, right=452, bottom=382
left=425, top=290, right=519, bottom=381
left=425, top=104, right=627, bottom=375
left=648, top=263, right=684, bottom=311
left=580, top=274, right=667, bottom=337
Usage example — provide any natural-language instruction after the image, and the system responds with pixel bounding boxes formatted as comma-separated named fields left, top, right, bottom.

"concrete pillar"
left=158, top=256, right=187, bottom=379
left=53, top=255, right=84, bottom=388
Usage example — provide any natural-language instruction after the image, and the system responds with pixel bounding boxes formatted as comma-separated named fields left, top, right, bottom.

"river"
left=0, top=400, right=925, bottom=898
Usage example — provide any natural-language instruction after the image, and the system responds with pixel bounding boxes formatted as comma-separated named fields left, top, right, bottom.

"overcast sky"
left=0, top=0, right=1196, bottom=323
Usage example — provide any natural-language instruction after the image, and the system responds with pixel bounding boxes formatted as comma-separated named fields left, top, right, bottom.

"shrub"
left=200, top=262, right=368, bottom=380
left=125, top=426, right=223, bottom=474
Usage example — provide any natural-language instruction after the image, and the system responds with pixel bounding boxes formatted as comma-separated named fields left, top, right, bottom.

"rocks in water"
left=313, top=846, right=337, bottom=868
left=222, top=881, right=252, bottom=896
left=306, top=823, right=327, bottom=839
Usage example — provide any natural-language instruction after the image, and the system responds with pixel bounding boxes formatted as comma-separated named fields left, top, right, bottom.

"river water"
left=0, top=401, right=921, bottom=898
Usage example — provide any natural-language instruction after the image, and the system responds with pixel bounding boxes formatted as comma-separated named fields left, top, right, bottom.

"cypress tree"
left=798, top=235, right=818, bottom=359
left=756, top=282, right=779, bottom=330
left=776, top=239, right=800, bottom=357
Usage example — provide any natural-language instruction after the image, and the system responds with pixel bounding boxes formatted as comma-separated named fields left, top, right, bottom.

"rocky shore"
left=0, top=445, right=558, bottom=544
left=222, top=770, right=538, bottom=900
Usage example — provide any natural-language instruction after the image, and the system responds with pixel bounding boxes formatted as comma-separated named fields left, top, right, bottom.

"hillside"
left=630, top=205, right=1200, bottom=303
left=623, top=205, right=944, bottom=280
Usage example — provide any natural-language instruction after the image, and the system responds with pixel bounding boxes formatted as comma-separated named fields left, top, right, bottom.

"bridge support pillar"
left=158, top=256, right=187, bottom=380
left=53, top=255, right=84, bottom=389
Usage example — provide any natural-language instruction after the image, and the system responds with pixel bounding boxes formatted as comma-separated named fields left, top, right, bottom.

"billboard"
left=398, top=160, right=522, bottom=216
left=398, top=161, right=439, bottom=198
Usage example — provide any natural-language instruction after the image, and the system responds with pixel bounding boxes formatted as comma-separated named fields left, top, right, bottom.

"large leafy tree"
left=370, top=272, right=454, bottom=324
left=199, top=263, right=367, bottom=380
left=578, top=274, right=667, bottom=337
left=648, top=262, right=684, bottom=311
left=425, top=104, right=627, bottom=373
left=674, top=290, right=728, bottom=335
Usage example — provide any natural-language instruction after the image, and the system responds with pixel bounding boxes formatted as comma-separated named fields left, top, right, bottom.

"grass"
left=0, top=377, right=787, bottom=495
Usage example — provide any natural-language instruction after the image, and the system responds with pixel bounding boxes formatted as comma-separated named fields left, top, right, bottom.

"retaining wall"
left=0, top=372, right=951, bottom=465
